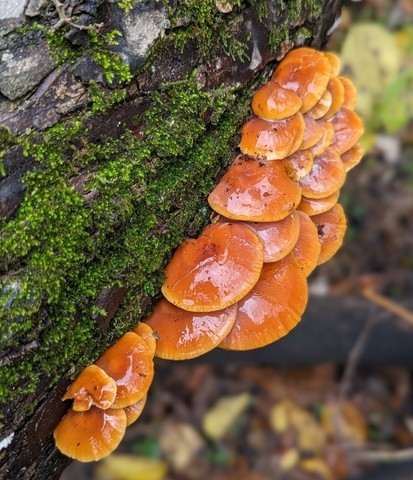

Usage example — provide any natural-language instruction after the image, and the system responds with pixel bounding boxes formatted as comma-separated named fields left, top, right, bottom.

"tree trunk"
left=0, top=1, right=343, bottom=478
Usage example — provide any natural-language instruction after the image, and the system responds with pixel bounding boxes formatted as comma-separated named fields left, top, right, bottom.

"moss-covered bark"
left=0, top=1, right=342, bottom=478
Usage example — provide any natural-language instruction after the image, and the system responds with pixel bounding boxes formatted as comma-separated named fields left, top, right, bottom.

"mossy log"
left=0, top=1, right=343, bottom=478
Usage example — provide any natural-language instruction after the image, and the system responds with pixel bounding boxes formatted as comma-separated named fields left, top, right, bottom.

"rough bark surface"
left=0, top=1, right=343, bottom=479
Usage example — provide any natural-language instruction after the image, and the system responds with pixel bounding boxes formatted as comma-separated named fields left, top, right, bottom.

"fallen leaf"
left=269, top=399, right=296, bottom=433
left=94, top=454, right=167, bottom=480
left=300, top=457, right=334, bottom=480
left=279, top=448, right=300, bottom=471
left=321, top=401, right=367, bottom=446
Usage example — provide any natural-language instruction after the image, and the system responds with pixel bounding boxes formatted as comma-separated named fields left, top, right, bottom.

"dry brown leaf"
left=321, top=401, right=367, bottom=445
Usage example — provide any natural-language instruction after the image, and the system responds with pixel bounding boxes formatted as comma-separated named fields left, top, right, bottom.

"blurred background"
left=61, top=1, right=413, bottom=479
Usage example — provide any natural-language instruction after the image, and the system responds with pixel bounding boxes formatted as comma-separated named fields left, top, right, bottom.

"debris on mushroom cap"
left=208, top=155, right=301, bottom=222
left=323, top=51, right=341, bottom=76
left=283, top=149, right=314, bottom=182
left=251, top=80, right=303, bottom=120
left=144, top=298, right=238, bottom=360
left=272, top=47, right=332, bottom=113
left=298, top=148, right=346, bottom=199
left=341, top=143, right=365, bottom=172
left=293, top=211, right=322, bottom=277
left=339, top=76, right=357, bottom=110
left=53, top=406, right=127, bottom=462
left=308, top=90, right=333, bottom=120
left=132, top=322, right=157, bottom=357
left=323, top=76, right=345, bottom=119
left=309, top=121, right=334, bottom=157
left=62, top=365, right=117, bottom=412
left=161, top=222, right=264, bottom=312
left=312, top=203, right=347, bottom=265
left=124, top=395, right=147, bottom=426
left=239, top=114, right=305, bottom=160
left=217, top=211, right=301, bottom=263
left=328, top=107, right=364, bottom=155
left=298, top=190, right=340, bottom=217
left=300, top=115, right=325, bottom=150
left=219, top=254, right=308, bottom=351
left=95, top=332, right=154, bottom=409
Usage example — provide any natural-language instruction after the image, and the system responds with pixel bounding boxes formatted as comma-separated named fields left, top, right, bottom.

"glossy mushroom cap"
left=208, top=155, right=301, bottom=222
left=95, top=332, right=154, bottom=409
left=323, top=76, right=345, bottom=119
left=323, top=51, right=341, bottom=76
left=341, top=143, right=364, bottom=172
left=144, top=298, right=238, bottom=360
left=300, top=115, right=325, bottom=150
left=309, top=121, right=334, bottom=157
left=339, top=76, right=357, bottom=110
left=162, top=222, right=264, bottom=312
left=312, top=203, right=347, bottom=265
left=308, top=90, right=333, bottom=120
left=272, top=47, right=332, bottom=113
left=220, top=255, right=308, bottom=351
left=239, top=114, right=305, bottom=160
left=283, top=149, right=314, bottom=182
left=54, top=406, right=127, bottom=462
left=251, top=80, right=302, bottom=120
left=328, top=107, right=364, bottom=155
left=293, top=211, right=322, bottom=276
left=132, top=322, right=157, bottom=357
left=62, top=365, right=117, bottom=412
left=298, top=191, right=340, bottom=217
left=125, top=395, right=147, bottom=426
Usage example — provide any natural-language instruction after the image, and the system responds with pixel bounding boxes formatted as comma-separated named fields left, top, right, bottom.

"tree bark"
left=0, top=1, right=343, bottom=478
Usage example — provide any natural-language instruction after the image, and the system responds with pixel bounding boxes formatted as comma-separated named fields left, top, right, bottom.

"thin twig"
left=362, top=287, right=413, bottom=327
left=351, top=446, right=413, bottom=464
left=50, top=0, right=103, bottom=32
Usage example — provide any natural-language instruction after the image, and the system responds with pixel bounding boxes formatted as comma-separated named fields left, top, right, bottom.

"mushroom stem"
left=362, top=287, right=413, bottom=326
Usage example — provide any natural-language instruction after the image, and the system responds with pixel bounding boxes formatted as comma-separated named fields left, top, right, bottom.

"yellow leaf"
left=289, top=407, right=326, bottom=454
left=203, top=392, right=251, bottom=440
left=269, top=399, right=296, bottom=433
left=279, top=448, right=299, bottom=471
left=300, top=457, right=334, bottom=480
left=94, top=455, right=167, bottom=480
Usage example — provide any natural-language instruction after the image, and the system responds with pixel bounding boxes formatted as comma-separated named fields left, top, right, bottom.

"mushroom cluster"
left=145, top=46, right=364, bottom=356
left=54, top=326, right=155, bottom=462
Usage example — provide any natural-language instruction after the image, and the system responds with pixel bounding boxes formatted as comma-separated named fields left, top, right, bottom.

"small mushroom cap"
left=341, top=143, right=365, bottom=172
left=339, top=76, right=357, bottom=110
left=162, top=222, right=264, bottom=312
left=308, top=90, right=333, bottom=119
left=323, top=51, right=341, bottom=76
left=239, top=114, right=305, bottom=160
left=217, top=211, right=301, bottom=263
left=293, top=211, right=322, bottom=276
left=95, top=332, right=154, bottom=409
left=300, top=115, right=325, bottom=150
left=328, top=107, right=364, bottom=155
left=132, top=322, right=157, bottom=358
left=283, top=149, right=314, bottom=181
left=312, top=203, right=347, bottom=265
left=272, top=47, right=332, bottom=113
left=144, top=298, right=238, bottom=360
left=298, top=190, right=340, bottom=216
left=309, top=121, right=334, bottom=157
left=323, top=76, right=345, bottom=119
left=298, top=148, right=346, bottom=199
left=62, top=365, right=117, bottom=412
left=53, top=406, right=127, bottom=462
left=220, top=254, right=308, bottom=351
left=125, top=395, right=147, bottom=426
left=208, top=155, right=302, bottom=222
left=251, top=80, right=303, bottom=120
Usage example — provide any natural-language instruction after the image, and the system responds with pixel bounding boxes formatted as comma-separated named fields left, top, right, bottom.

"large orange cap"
left=323, top=76, right=345, bottom=119
left=132, top=322, right=157, bottom=358
left=308, top=90, right=333, bottom=120
left=208, top=155, right=301, bottom=222
left=53, top=406, right=127, bottom=462
left=162, top=222, right=264, bottom=312
left=144, top=298, right=238, bottom=360
left=283, top=149, right=314, bottom=181
left=125, top=395, right=147, bottom=426
left=293, top=211, right=321, bottom=277
left=298, top=148, right=346, bottom=199
left=220, top=255, right=308, bottom=351
left=217, top=211, right=301, bottom=263
left=95, top=332, right=154, bottom=409
left=339, top=76, right=357, bottom=110
left=323, top=51, right=341, bottom=76
left=328, top=107, right=364, bottom=155
left=251, top=80, right=302, bottom=120
left=298, top=190, right=340, bottom=216
left=239, top=114, right=305, bottom=160
left=309, top=121, right=334, bottom=157
left=341, top=143, right=364, bottom=172
left=272, top=47, right=332, bottom=113
left=312, top=203, right=347, bottom=265
left=62, top=365, right=117, bottom=412
left=300, top=115, right=325, bottom=150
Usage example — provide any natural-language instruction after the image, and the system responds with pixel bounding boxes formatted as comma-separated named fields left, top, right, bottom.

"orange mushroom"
left=283, top=149, right=314, bottom=181
left=323, top=76, right=345, bottom=119
left=293, top=211, right=322, bottom=276
left=272, top=47, right=332, bottom=113
left=62, top=365, right=117, bottom=412
left=339, top=76, right=357, bottom=110
left=312, top=203, right=347, bottom=265
left=220, top=254, right=308, bottom=351
left=309, top=121, right=334, bottom=157
left=251, top=80, right=302, bottom=120
left=132, top=322, right=157, bottom=357
left=95, top=332, right=154, bottom=409
left=300, top=114, right=325, bottom=150
left=125, top=395, right=147, bottom=426
left=208, top=155, right=301, bottom=222
left=144, top=298, right=238, bottom=360
left=298, top=148, right=346, bottom=199
left=328, top=107, right=364, bottom=155
left=162, top=222, right=264, bottom=312
left=298, top=191, right=340, bottom=217
left=239, top=114, right=305, bottom=160
left=308, top=89, right=333, bottom=120
left=323, top=51, right=341, bottom=76
left=341, top=143, right=365, bottom=172
left=53, top=406, right=127, bottom=462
